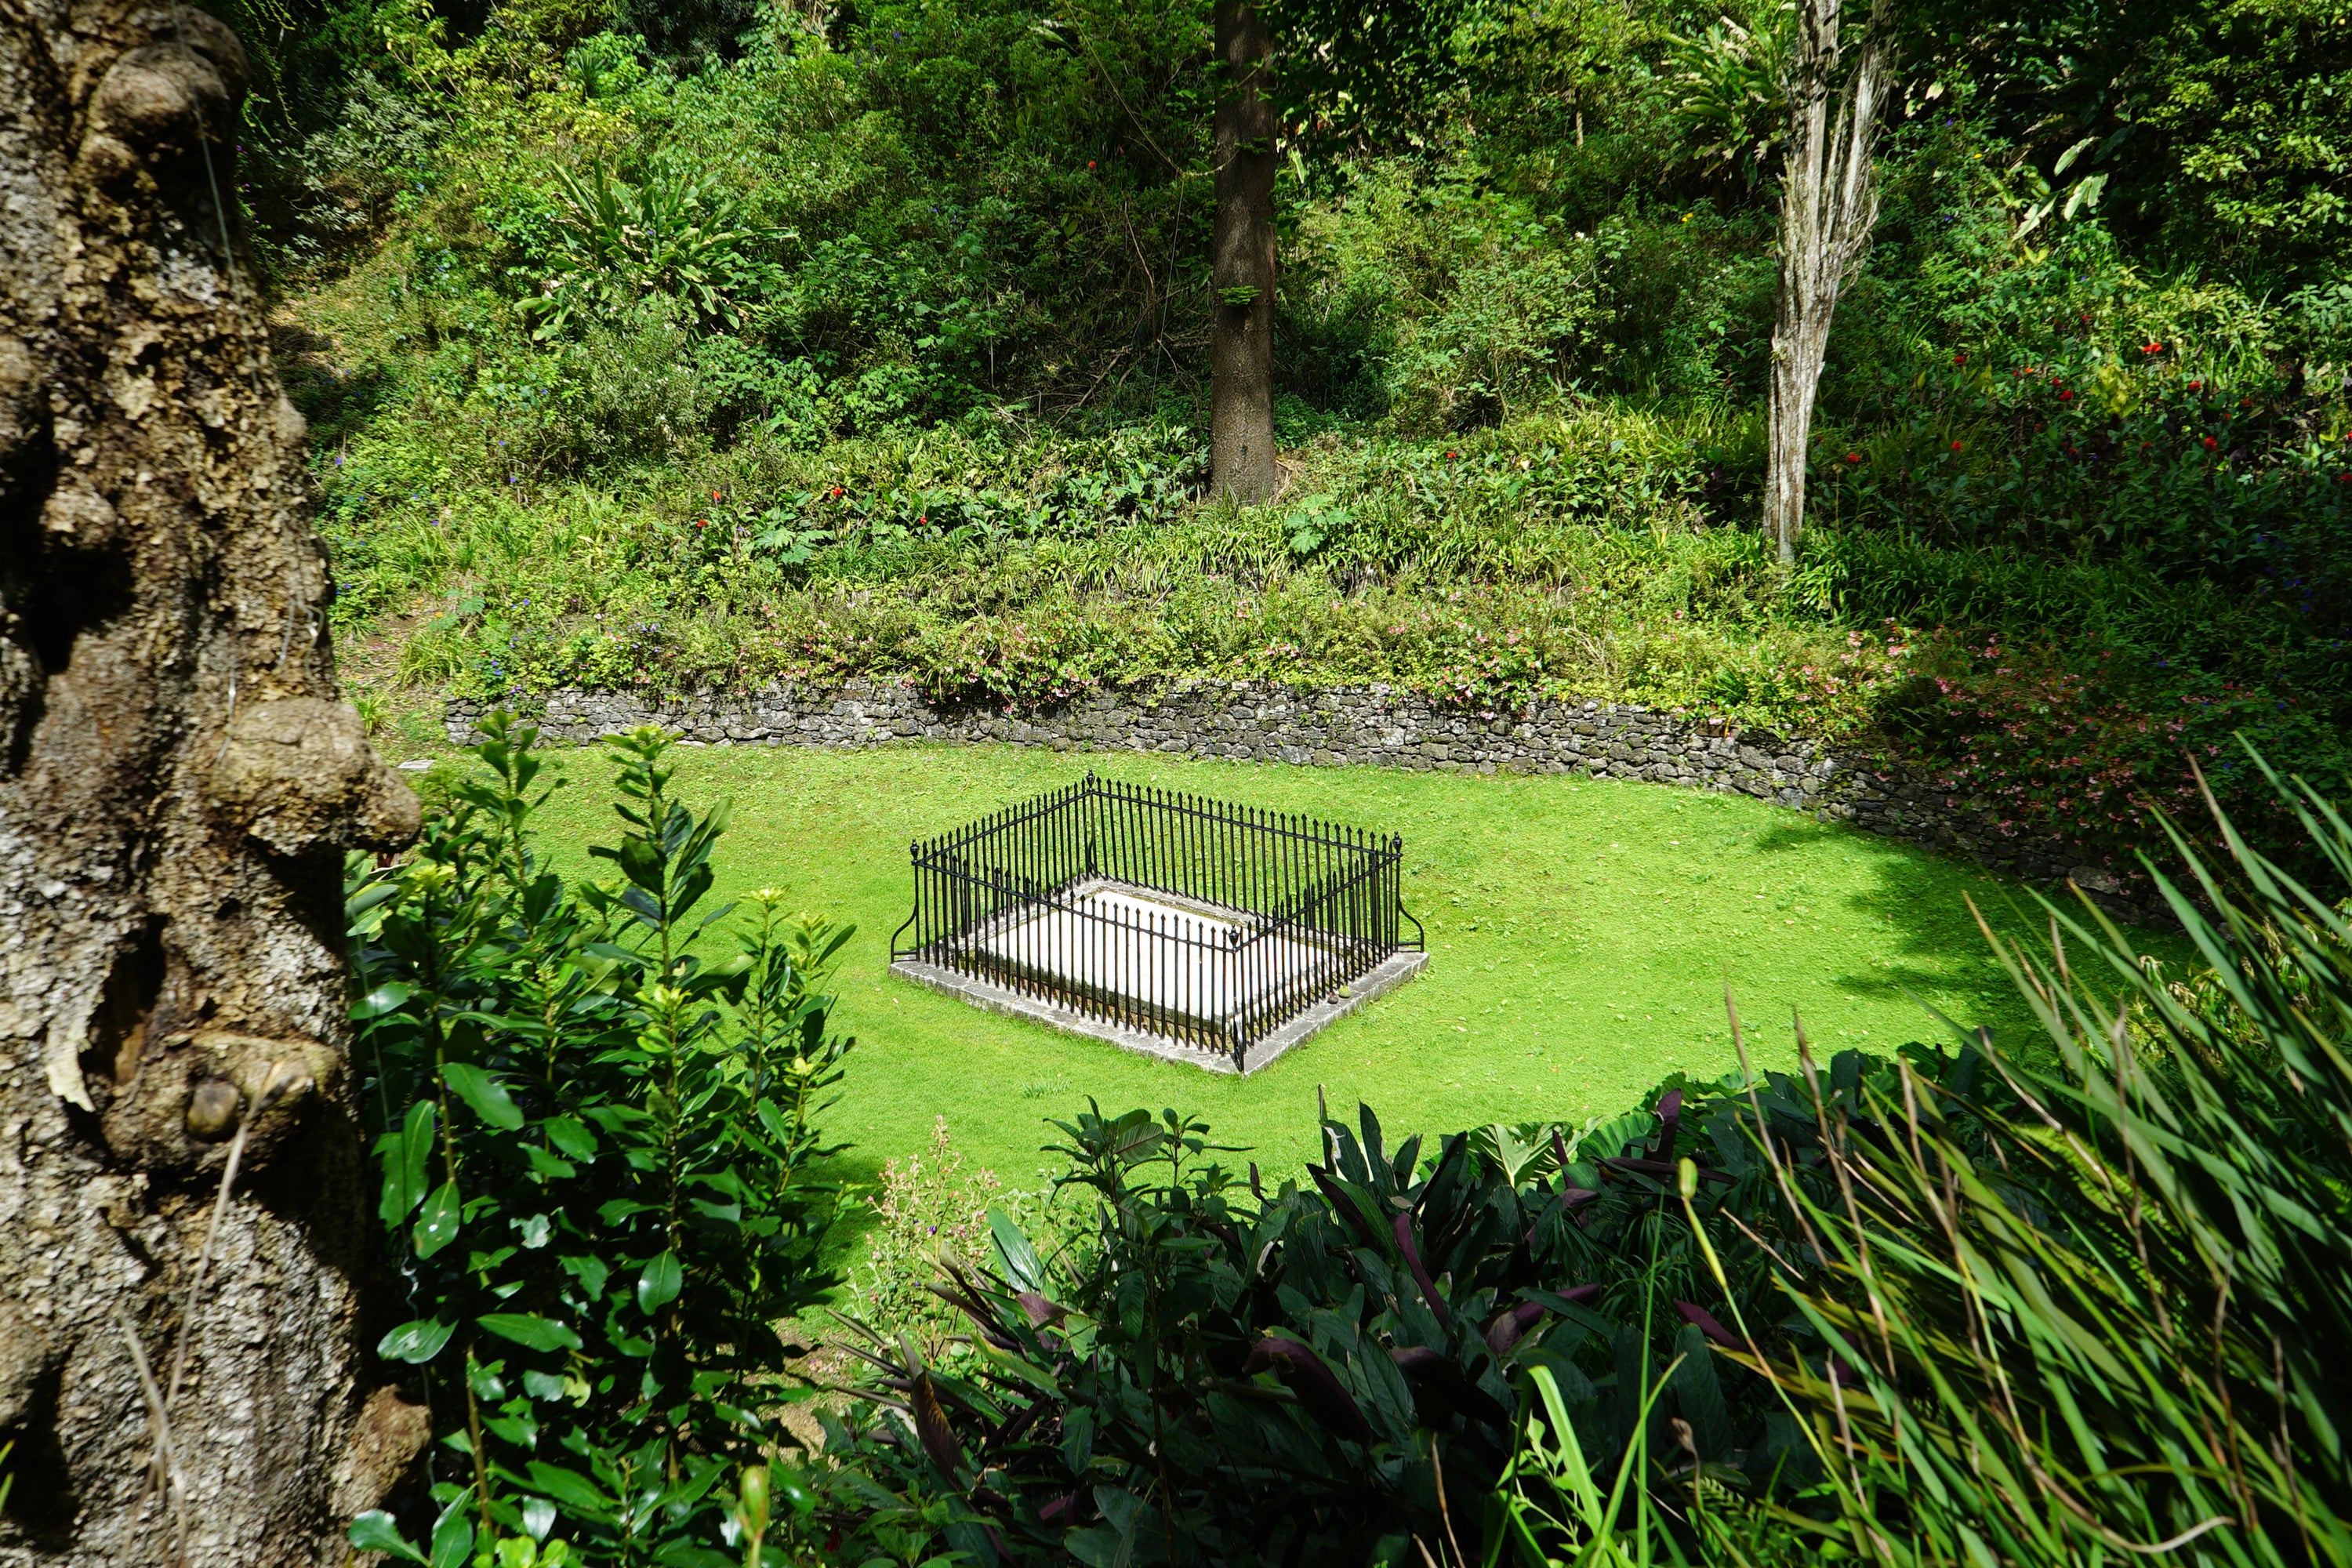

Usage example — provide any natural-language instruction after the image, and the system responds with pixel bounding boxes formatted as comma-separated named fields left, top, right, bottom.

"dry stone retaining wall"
left=445, top=680, right=2154, bottom=920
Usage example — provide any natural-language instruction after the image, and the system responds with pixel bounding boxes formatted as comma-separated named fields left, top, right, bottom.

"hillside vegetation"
left=238, top=0, right=2352, bottom=863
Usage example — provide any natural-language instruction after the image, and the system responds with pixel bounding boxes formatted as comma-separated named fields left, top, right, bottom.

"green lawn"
left=496, top=739, right=2180, bottom=1192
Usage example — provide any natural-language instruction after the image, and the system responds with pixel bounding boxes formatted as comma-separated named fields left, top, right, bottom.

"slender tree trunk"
left=1764, top=0, right=1889, bottom=566
left=0, top=7, right=421, bottom=1565
left=1211, top=0, right=1278, bottom=503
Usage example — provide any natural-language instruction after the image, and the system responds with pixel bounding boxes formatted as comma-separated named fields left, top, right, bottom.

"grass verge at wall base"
left=443, top=680, right=2165, bottom=925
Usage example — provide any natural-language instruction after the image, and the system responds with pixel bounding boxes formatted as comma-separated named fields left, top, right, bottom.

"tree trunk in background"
left=0, top=7, right=421, bottom=1565
left=1211, top=0, right=1279, bottom=503
left=1764, top=0, right=1889, bottom=566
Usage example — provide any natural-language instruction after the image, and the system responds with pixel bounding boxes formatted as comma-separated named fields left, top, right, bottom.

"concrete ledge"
left=887, top=948, right=1429, bottom=1075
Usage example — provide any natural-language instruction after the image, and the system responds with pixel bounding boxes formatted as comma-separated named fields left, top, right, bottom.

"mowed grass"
left=492, top=740, right=2183, bottom=1192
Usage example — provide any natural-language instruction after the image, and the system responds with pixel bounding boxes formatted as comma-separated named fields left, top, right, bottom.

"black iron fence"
left=890, top=773, right=1423, bottom=1068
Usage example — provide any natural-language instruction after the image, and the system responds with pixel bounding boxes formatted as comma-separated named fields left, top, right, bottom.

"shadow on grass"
left=1742, top=815, right=2107, bottom=1059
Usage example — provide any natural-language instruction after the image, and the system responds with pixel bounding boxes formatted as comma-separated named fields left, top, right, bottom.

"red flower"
left=2202, top=436, right=2217, bottom=449
left=831, top=486, right=844, bottom=497
left=1846, top=452, right=1861, bottom=463
left=2058, top=390, right=2074, bottom=401
left=1950, top=439, right=1962, bottom=452
left=2339, top=473, right=2351, bottom=483
left=1952, top=353, right=1965, bottom=365
left=2189, top=379, right=2202, bottom=391
left=2143, top=343, right=2162, bottom=354
left=1446, top=450, right=1457, bottom=459
left=695, top=518, right=707, bottom=528
left=1087, top=161, right=1096, bottom=169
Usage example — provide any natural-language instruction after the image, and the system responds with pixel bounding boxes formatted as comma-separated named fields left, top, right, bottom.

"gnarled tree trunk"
left=1210, top=0, right=1278, bottom=503
left=0, top=5, right=419, bottom=1564
left=1763, top=0, right=1889, bottom=566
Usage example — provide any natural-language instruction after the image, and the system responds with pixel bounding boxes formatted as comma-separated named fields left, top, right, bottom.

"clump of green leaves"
left=845, top=1116, right=1083, bottom=1356
left=519, top=159, right=779, bottom=341
left=805, top=1050, right=2005, bottom=1565
left=347, top=714, right=852, bottom=1566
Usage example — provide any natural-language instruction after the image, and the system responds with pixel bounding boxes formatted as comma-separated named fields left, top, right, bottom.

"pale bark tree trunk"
left=1210, top=0, right=1278, bottom=503
left=0, top=5, right=422, bottom=1565
left=1764, top=0, right=1889, bottom=566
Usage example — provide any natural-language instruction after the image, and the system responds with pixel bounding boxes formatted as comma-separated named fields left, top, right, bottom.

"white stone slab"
left=972, top=883, right=1327, bottom=1033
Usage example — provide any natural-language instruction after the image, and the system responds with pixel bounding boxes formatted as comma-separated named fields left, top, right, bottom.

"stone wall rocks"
left=446, top=680, right=2158, bottom=922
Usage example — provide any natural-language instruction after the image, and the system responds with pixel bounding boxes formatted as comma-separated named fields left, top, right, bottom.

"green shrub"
left=346, top=715, right=853, bottom=1566
left=804, top=1047, right=2012, bottom=1564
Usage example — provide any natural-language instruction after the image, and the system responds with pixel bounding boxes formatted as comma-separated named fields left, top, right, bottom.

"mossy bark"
left=0, top=5, right=419, bottom=1564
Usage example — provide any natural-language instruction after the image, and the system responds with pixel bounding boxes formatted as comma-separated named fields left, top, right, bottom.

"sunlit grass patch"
left=493, top=740, right=2190, bottom=1189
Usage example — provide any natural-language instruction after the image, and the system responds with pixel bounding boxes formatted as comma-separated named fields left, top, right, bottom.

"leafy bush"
left=347, top=715, right=854, bottom=1566
left=514, top=158, right=779, bottom=339
left=805, top=1045, right=2018, bottom=1564
left=1890, top=631, right=2348, bottom=864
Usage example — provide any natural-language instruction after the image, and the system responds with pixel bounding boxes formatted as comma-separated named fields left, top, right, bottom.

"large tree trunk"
left=1763, top=0, right=1889, bottom=566
left=1210, top=0, right=1278, bottom=503
left=0, top=6, right=421, bottom=1565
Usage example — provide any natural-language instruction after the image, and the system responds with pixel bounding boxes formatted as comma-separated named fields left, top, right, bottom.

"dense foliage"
left=346, top=717, right=853, bottom=1565
left=1764, top=757, right=2352, bottom=1563
left=809, top=1080, right=1845, bottom=1564
left=229, top=0, right=2352, bottom=870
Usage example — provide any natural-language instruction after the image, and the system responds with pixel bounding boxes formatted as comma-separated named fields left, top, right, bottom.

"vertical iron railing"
left=891, top=774, right=1423, bottom=1065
